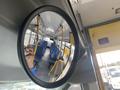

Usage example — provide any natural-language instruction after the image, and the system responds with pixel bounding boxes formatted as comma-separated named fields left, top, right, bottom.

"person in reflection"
left=25, top=46, right=42, bottom=76
left=24, top=46, right=34, bottom=69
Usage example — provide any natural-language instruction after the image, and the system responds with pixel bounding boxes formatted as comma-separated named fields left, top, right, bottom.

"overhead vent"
left=98, top=37, right=109, bottom=45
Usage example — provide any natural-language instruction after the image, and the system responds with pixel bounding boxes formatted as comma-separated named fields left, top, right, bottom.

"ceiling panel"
left=71, top=0, right=120, bottom=27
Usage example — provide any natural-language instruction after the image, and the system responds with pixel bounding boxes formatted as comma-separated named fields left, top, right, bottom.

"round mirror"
left=18, top=6, right=81, bottom=88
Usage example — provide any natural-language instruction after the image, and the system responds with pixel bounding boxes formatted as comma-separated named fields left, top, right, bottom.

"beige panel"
left=74, top=0, right=120, bottom=26
left=89, top=21, right=120, bottom=53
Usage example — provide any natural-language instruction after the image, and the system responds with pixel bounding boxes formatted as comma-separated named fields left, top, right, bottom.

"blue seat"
left=31, top=67, right=37, bottom=76
left=49, top=43, right=60, bottom=64
left=34, top=40, right=48, bottom=64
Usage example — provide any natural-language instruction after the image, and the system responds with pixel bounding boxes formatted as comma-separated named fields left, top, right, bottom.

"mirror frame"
left=17, top=5, right=81, bottom=88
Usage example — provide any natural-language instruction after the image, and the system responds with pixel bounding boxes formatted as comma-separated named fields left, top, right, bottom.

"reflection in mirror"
left=24, top=11, right=75, bottom=83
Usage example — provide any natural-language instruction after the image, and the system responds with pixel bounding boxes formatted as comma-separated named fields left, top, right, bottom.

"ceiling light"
left=81, top=0, right=94, bottom=4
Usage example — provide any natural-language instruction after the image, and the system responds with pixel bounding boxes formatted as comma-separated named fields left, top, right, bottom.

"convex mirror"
left=18, top=6, right=82, bottom=88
